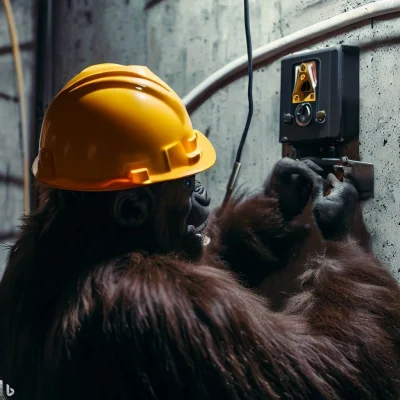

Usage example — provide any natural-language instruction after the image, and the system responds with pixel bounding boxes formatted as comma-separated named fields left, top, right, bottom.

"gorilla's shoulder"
left=64, top=251, right=241, bottom=325
left=58, top=250, right=259, bottom=341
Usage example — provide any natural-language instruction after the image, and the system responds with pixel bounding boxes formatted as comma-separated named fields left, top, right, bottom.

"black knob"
left=316, top=110, right=326, bottom=123
left=295, top=103, right=312, bottom=127
left=283, top=113, right=293, bottom=124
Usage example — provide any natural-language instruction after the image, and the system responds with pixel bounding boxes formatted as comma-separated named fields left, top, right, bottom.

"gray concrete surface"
left=0, top=0, right=36, bottom=277
left=1, top=0, right=399, bottom=280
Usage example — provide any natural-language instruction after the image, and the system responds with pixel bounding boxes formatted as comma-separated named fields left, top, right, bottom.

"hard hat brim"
left=32, top=130, right=217, bottom=192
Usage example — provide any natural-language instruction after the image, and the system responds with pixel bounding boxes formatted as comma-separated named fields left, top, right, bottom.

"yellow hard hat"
left=32, top=63, right=216, bottom=191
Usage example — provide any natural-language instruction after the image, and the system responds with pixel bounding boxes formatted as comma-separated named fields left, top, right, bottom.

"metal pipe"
left=31, top=0, right=54, bottom=211
left=2, top=0, right=30, bottom=214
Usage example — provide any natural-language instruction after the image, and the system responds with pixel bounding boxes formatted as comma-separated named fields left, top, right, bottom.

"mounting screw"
left=283, top=113, right=293, bottom=124
left=281, top=136, right=289, bottom=142
left=316, top=110, right=326, bottom=123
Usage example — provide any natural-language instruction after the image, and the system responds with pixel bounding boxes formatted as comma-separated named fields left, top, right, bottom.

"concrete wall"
left=36, top=0, right=400, bottom=279
left=0, top=0, right=36, bottom=277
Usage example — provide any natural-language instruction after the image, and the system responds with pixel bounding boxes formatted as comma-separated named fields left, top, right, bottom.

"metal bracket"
left=301, top=156, right=374, bottom=200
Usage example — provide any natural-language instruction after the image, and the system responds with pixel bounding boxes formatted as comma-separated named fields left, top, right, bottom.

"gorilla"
left=0, top=64, right=399, bottom=400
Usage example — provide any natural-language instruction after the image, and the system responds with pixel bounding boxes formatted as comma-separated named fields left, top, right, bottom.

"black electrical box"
left=279, top=45, right=360, bottom=145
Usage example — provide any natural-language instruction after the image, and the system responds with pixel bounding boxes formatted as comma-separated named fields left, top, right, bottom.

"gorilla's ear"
left=110, top=187, right=155, bottom=228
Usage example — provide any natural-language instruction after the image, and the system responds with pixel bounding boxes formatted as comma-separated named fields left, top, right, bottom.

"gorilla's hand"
left=312, top=173, right=359, bottom=241
left=265, top=157, right=324, bottom=221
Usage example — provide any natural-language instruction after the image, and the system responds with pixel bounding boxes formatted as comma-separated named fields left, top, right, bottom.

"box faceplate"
left=279, top=45, right=360, bottom=145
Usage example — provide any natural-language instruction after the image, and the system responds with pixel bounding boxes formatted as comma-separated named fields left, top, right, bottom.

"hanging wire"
left=222, top=0, right=254, bottom=207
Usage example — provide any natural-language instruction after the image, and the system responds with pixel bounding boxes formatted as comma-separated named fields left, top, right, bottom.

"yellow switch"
left=292, top=61, right=317, bottom=104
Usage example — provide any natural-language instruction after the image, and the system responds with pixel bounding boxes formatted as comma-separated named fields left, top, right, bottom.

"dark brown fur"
left=0, top=183, right=400, bottom=400
left=207, top=192, right=373, bottom=310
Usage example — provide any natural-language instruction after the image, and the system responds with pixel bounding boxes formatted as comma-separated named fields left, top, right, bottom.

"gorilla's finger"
left=327, top=173, right=341, bottom=188
left=341, top=166, right=358, bottom=186
left=277, top=158, right=321, bottom=187
left=342, top=181, right=359, bottom=201
left=342, top=166, right=354, bottom=179
left=302, top=159, right=325, bottom=175
left=328, top=178, right=359, bottom=203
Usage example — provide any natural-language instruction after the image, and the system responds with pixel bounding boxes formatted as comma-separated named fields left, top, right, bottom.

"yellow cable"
left=2, top=0, right=30, bottom=215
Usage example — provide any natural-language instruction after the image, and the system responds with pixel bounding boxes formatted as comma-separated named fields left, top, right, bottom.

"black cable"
left=222, top=0, right=254, bottom=205
left=235, top=0, right=254, bottom=164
